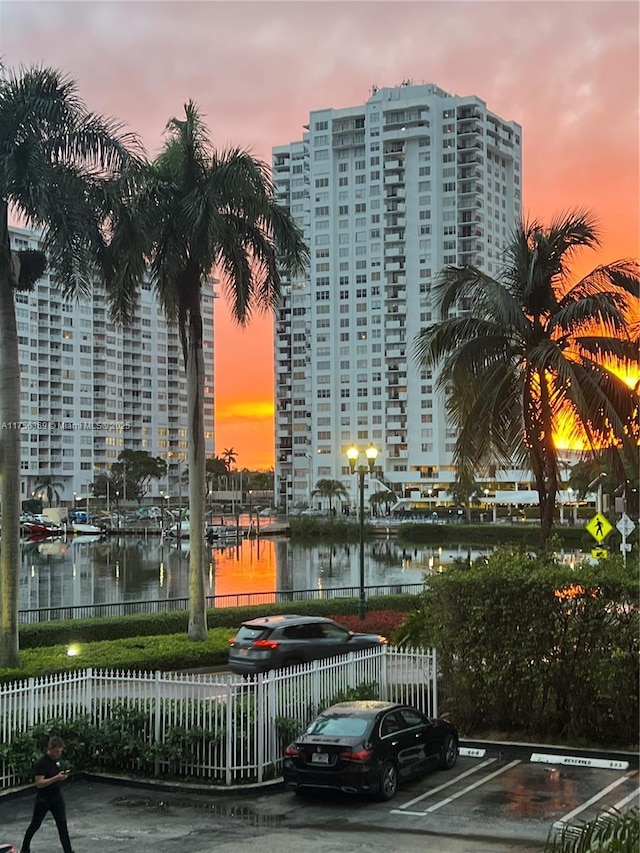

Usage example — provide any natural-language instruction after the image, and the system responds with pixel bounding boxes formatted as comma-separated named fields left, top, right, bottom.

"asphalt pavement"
left=0, top=776, right=540, bottom=853
left=2, top=740, right=636, bottom=853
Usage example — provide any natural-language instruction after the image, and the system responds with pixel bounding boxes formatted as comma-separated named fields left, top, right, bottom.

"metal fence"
left=18, top=583, right=424, bottom=624
left=0, top=646, right=436, bottom=788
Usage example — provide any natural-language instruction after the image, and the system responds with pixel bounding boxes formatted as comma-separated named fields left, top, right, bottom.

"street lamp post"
left=346, top=443, right=379, bottom=620
left=305, top=452, right=313, bottom=509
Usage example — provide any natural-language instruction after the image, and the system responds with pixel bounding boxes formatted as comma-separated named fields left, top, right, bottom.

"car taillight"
left=284, top=745, right=300, bottom=757
left=253, top=639, right=280, bottom=649
left=228, top=637, right=236, bottom=645
left=378, top=636, right=388, bottom=644
left=339, top=748, right=372, bottom=762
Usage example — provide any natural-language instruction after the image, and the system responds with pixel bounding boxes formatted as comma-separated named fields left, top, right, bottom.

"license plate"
left=239, top=648, right=249, bottom=656
left=311, top=752, right=329, bottom=764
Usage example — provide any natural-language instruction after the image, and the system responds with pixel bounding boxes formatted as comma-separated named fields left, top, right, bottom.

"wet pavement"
left=1, top=742, right=637, bottom=853
left=0, top=779, right=539, bottom=852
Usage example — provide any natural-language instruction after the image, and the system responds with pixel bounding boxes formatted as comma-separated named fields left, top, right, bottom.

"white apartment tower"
left=273, top=82, right=522, bottom=511
left=10, top=225, right=215, bottom=506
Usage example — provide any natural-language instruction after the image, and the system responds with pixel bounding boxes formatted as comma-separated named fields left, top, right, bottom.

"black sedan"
left=283, top=700, right=458, bottom=801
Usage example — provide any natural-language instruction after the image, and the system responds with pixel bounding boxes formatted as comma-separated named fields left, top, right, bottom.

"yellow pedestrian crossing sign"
left=591, top=547, right=608, bottom=560
left=586, top=513, right=613, bottom=543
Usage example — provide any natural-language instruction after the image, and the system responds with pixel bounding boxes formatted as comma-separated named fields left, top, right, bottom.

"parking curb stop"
left=530, top=753, right=629, bottom=771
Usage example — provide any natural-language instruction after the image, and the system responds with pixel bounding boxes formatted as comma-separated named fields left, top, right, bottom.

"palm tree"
left=414, top=209, right=639, bottom=547
left=205, top=455, right=229, bottom=492
left=32, top=476, right=65, bottom=507
left=0, top=64, right=141, bottom=667
left=118, top=103, right=307, bottom=640
left=369, top=489, right=397, bottom=517
left=311, top=479, right=349, bottom=516
left=221, top=447, right=237, bottom=470
left=448, top=472, right=480, bottom=524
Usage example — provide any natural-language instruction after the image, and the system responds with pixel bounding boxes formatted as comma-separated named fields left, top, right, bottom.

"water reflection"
left=19, top=535, right=593, bottom=612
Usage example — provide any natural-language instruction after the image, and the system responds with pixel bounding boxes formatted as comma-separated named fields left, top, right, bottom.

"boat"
left=206, top=524, right=240, bottom=543
left=71, top=521, right=104, bottom=535
left=166, top=519, right=191, bottom=539
left=165, top=520, right=239, bottom=542
left=20, top=519, right=65, bottom=538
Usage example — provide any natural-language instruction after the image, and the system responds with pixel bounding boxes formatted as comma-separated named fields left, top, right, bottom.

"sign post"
left=616, top=513, right=636, bottom=569
left=586, top=513, right=613, bottom=561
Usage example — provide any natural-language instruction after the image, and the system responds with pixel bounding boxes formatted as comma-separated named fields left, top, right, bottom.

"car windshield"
left=306, top=714, right=370, bottom=737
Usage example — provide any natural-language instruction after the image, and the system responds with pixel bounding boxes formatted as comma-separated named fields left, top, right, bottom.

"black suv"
left=228, top=614, right=388, bottom=675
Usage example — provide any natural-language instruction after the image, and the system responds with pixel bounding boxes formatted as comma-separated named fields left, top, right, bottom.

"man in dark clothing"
left=21, top=736, right=74, bottom=853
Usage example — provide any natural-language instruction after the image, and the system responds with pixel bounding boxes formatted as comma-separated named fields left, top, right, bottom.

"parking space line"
left=424, top=760, right=521, bottom=813
left=553, top=772, right=635, bottom=829
left=608, top=786, right=640, bottom=813
left=392, top=758, right=496, bottom=811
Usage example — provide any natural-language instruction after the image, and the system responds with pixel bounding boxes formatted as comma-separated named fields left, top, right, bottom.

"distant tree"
left=369, top=489, right=397, bottom=517
left=312, top=479, right=349, bottom=515
left=111, top=450, right=166, bottom=504
left=206, top=456, right=229, bottom=493
left=221, top=447, right=237, bottom=470
left=448, top=472, right=481, bottom=523
left=569, top=452, right=639, bottom=515
left=32, top=476, right=65, bottom=507
left=247, top=470, right=274, bottom=492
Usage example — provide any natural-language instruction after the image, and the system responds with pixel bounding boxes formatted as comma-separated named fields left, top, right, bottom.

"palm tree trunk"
left=185, top=281, right=208, bottom=642
left=0, top=202, right=22, bottom=667
left=526, top=369, right=557, bottom=548
left=538, top=373, right=558, bottom=547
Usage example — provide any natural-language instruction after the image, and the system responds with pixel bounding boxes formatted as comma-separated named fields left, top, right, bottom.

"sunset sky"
left=2, top=0, right=638, bottom=469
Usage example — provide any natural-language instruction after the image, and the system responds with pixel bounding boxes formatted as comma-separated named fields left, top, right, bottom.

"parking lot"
left=0, top=743, right=637, bottom=852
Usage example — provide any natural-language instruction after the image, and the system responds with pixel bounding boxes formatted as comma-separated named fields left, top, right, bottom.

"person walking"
left=21, top=736, right=75, bottom=853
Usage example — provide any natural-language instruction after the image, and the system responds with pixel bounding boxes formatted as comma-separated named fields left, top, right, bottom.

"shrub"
left=328, top=610, right=407, bottom=638
left=18, top=595, right=417, bottom=650
left=399, top=550, right=638, bottom=746
left=544, top=807, right=639, bottom=852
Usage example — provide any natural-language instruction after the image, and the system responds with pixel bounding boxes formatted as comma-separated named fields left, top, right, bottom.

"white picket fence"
left=0, top=646, right=437, bottom=789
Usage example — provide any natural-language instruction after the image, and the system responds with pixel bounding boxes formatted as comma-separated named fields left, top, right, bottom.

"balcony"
left=386, top=319, right=404, bottom=330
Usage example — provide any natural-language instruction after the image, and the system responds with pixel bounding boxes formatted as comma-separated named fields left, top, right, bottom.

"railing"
left=18, top=583, right=424, bottom=623
left=0, top=646, right=437, bottom=789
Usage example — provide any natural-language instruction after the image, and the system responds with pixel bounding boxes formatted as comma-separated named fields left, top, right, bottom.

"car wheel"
left=437, top=734, right=458, bottom=770
left=376, top=760, right=398, bottom=801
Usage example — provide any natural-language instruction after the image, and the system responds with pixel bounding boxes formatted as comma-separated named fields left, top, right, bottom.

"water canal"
left=19, top=527, right=595, bottom=616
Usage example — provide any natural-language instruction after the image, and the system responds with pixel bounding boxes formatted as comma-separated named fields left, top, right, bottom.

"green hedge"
left=399, top=551, right=639, bottom=747
left=0, top=628, right=235, bottom=683
left=5, top=599, right=414, bottom=683
left=18, top=594, right=416, bottom=650
left=396, top=523, right=595, bottom=548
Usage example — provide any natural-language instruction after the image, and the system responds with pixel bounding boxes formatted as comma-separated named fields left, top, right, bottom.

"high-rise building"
left=272, top=82, right=522, bottom=512
left=10, top=225, right=215, bottom=507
